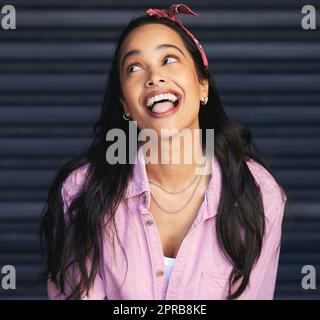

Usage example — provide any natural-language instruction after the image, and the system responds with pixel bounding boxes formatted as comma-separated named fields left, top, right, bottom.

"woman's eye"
left=128, top=65, right=142, bottom=73
left=163, top=56, right=178, bottom=64
left=127, top=55, right=178, bottom=74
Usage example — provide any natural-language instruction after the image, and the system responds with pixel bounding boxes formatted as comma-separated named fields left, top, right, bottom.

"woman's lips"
left=145, top=97, right=182, bottom=119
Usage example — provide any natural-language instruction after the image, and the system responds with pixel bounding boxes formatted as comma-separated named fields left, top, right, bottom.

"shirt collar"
left=124, top=144, right=222, bottom=220
left=124, top=144, right=150, bottom=199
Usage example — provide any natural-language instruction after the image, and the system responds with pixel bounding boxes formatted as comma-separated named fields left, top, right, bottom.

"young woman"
left=40, top=4, right=287, bottom=300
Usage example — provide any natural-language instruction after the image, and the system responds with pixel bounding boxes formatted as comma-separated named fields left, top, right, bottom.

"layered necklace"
left=148, top=156, right=209, bottom=214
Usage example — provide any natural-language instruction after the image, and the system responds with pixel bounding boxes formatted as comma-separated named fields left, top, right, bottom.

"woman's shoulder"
left=245, top=157, right=287, bottom=221
left=245, top=158, right=279, bottom=189
left=61, top=163, right=91, bottom=207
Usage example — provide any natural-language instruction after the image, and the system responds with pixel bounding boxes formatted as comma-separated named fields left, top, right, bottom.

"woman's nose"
left=146, top=78, right=165, bottom=87
left=146, top=68, right=166, bottom=87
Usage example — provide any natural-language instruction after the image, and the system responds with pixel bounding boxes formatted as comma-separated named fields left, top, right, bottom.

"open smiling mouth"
left=145, top=93, right=182, bottom=117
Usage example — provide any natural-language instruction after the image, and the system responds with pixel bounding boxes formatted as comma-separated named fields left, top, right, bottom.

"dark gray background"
left=0, top=0, right=319, bottom=299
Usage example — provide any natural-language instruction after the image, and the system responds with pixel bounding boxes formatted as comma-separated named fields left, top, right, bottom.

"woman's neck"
left=144, top=130, right=209, bottom=192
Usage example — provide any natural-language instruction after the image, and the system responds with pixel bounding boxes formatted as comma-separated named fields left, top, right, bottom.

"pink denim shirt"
left=47, top=146, right=287, bottom=300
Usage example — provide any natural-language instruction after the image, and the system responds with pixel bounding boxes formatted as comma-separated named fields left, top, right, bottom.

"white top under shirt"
left=164, top=256, right=176, bottom=284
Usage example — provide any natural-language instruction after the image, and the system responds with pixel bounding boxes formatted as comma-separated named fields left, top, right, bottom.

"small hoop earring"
left=201, top=97, right=208, bottom=106
left=122, top=113, right=131, bottom=121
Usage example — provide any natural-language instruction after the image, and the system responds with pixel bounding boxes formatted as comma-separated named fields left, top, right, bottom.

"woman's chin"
left=147, top=125, right=190, bottom=140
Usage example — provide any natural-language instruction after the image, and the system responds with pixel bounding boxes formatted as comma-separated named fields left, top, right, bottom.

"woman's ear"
left=119, top=97, right=130, bottom=115
left=199, top=79, right=209, bottom=101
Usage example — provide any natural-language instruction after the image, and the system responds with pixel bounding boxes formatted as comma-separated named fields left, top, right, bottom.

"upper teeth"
left=146, top=93, right=178, bottom=108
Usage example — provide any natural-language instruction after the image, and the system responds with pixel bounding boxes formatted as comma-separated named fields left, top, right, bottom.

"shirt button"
left=156, top=271, right=164, bottom=277
left=146, top=220, right=154, bottom=226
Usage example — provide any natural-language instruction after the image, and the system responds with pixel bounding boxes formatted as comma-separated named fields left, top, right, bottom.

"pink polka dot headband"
left=145, top=3, right=209, bottom=69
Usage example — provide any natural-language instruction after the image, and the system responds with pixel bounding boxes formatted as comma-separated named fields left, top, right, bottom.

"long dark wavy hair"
left=40, top=14, right=284, bottom=300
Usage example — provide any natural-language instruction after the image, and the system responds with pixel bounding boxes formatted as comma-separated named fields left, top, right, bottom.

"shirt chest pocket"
left=197, top=271, right=230, bottom=300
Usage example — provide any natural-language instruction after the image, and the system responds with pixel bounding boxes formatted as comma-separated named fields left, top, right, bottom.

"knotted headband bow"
left=145, top=3, right=209, bottom=69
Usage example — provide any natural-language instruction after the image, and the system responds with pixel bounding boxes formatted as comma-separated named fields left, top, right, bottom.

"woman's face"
left=119, top=23, right=208, bottom=136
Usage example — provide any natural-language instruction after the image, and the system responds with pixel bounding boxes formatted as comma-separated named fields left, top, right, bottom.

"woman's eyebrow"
left=121, top=44, right=185, bottom=69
